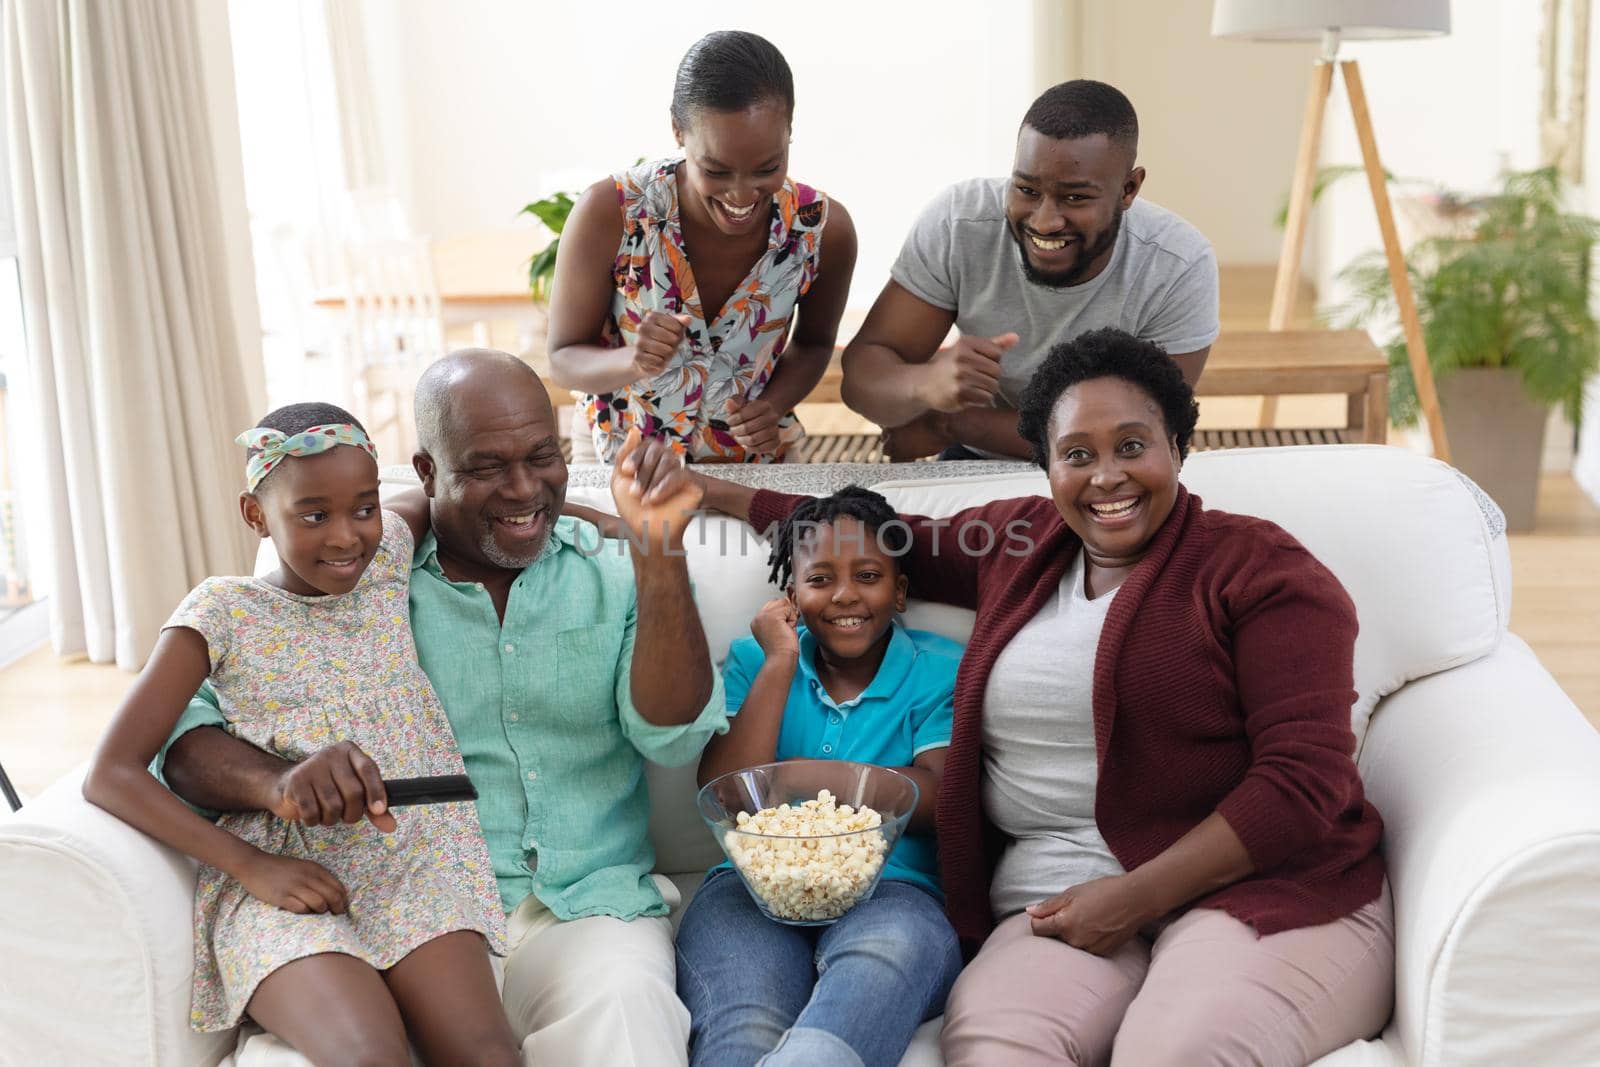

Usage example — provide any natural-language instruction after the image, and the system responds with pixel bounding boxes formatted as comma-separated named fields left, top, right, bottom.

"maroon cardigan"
left=750, top=486, right=1385, bottom=950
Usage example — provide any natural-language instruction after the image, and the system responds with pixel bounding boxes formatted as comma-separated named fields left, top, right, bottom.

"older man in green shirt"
left=159, top=350, right=726, bottom=1066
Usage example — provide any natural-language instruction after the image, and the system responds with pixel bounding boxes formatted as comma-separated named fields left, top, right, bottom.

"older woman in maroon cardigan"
left=668, top=327, right=1393, bottom=1066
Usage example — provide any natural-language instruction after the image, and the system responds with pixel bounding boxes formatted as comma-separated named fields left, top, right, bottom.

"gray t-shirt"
left=982, top=549, right=1125, bottom=920
left=891, top=177, right=1220, bottom=408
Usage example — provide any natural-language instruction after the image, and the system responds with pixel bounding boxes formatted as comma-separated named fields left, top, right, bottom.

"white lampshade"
left=1212, top=0, right=1450, bottom=41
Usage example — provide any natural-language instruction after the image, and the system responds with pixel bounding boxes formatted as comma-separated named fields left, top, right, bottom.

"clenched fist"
left=631, top=312, right=693, bottom=380
left=918, top=332, right=1019, bottom=413
left=726, top=394, right=782, bottom=454
left=750, top=597, right=801, bottom=660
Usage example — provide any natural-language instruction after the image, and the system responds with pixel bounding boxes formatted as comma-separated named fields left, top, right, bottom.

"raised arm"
left=610, top=430, right=715, bottom=725
left=547, top=177, right=690, bottom=396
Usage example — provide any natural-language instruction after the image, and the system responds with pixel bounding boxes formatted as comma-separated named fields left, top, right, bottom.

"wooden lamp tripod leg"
left=1264, top=60, right=1336, bottom=428
left=1341, top=59, right=1452, bottom=463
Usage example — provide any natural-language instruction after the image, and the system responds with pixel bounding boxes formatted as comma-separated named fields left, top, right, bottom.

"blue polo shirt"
left=721, top=619, right=963, bottom=897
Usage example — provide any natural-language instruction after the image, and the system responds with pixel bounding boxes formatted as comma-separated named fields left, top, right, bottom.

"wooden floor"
left=1, top=474, right=1596, bottom=801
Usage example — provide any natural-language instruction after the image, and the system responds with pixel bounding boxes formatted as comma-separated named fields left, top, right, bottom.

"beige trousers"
left=498, top=875, right=690, bottom=1067
left=941, top=881, right=1394, bottom=1067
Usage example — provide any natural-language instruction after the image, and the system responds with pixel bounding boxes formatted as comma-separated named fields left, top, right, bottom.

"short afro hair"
left=1021, top=79, right=1138, bottom=154
left=245, top=401, right=370, bottom=492
left=767, top=485, right=908, bottom=589
left=671, top=30, right=795, bottom=129
left=1016, top=328, right=1199, bottom=469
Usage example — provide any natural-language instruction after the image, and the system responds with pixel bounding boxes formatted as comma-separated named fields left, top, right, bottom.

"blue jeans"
left=676, top=869, right=962, bottom=1067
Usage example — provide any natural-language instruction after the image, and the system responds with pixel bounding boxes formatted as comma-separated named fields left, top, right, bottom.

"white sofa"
left=4, top=446, right=1600, bottom=1067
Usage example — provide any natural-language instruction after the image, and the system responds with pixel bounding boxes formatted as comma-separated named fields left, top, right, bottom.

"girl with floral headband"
left=83, top=402, right=519, bottom=1066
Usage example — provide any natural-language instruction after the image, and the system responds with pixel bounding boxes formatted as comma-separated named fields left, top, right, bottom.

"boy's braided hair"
left=767, top=485, right=907, bottom=589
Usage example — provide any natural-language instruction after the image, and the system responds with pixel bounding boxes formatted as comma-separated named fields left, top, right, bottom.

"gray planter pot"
left=1437, top=367, right=1548, bottom=532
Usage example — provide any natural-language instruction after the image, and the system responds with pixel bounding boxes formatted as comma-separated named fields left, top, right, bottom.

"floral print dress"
left=584, top=156, right=829, bottom=464
left=166, top=511, right=506, bottom=1031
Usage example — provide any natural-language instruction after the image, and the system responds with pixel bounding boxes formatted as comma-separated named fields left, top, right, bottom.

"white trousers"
left=499, top=876, right=690, bottom=1067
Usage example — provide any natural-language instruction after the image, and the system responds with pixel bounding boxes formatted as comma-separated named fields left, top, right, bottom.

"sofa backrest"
left=630, top=446, right=1510, bottom=874
left=357, top=445, right=1511, bottom=876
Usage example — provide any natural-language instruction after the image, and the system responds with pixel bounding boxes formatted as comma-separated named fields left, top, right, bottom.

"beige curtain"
left=325, top=0, right=387, bottom=192
left=5, top=0, right=256, bottom=669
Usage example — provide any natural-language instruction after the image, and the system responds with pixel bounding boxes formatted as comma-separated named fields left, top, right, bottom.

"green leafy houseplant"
left=1331, top=167, right=1600, bottom=427
left=520, top=191, right=575, bottom=301
left=521, top=192, right=575, bottom=301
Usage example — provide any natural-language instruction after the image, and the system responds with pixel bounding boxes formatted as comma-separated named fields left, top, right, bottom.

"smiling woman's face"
left=675, top=100, right=790, bottom=238
left=1045, top=375, right=1182, bottom=568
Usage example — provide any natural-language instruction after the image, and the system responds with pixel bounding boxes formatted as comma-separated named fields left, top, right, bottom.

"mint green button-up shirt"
left=160, top=516, right=727, bottom=920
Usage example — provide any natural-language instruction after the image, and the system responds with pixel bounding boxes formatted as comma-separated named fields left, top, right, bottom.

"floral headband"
left=235, top=423, right=378, bottom=492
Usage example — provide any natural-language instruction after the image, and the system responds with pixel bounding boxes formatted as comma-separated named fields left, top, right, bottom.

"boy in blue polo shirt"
left=675, top=486, right=964, bottom=1067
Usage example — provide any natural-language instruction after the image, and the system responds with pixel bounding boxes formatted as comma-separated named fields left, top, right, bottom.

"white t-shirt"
left=891, top=177, right=1220, bottom=409
left=983, top=549, right=1125, bottom=920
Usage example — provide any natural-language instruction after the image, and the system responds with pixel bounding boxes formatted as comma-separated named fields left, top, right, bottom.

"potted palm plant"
left=1334, top=167, right=1599, bottom=531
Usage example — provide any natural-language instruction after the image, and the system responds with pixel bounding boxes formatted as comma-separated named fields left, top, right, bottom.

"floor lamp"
left=1213, top=0, right=1454, bottom=463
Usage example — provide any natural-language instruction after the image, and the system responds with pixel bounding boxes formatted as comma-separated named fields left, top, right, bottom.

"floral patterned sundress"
left=584, top=156, right=829, bottom=464
left=165, top=511, right=506, bottom=1031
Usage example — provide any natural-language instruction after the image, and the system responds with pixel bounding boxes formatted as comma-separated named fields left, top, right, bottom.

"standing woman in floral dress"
left=548, top=30, right=856, bottom=464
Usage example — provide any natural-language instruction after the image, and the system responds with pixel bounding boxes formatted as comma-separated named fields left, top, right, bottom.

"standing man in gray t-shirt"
left=841, top=80, right=1219, bottom=460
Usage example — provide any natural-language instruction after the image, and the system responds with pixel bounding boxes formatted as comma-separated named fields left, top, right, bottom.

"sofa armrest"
left=0, top=766, right=231, bottom=1067
left=1357, top=635, right=1600, bottom=1066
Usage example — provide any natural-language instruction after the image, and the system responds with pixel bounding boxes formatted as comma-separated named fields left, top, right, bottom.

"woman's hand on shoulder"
left=750, top=596, right=800, bottom=661
left=1026, top=874, right=1163, bottom=956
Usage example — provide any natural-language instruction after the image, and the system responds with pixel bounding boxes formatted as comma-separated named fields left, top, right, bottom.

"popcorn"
left=724, top=789, right=891, bottom=922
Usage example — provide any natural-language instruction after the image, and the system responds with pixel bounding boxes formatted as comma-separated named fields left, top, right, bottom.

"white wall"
left=364, top=0, right=1035, bottom=311
left=1070, top=0, right=1316, bottom=265
left=1310, top=3, right=1541, bottom=317
left=1302, top=2, right=1544, bottom=459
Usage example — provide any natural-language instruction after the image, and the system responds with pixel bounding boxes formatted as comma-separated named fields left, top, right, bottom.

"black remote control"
left=381, top=774, right=478, bottom=807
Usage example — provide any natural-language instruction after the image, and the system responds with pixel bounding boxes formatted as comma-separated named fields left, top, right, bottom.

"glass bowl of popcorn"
left=697, top=760, right=919, bottom=926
